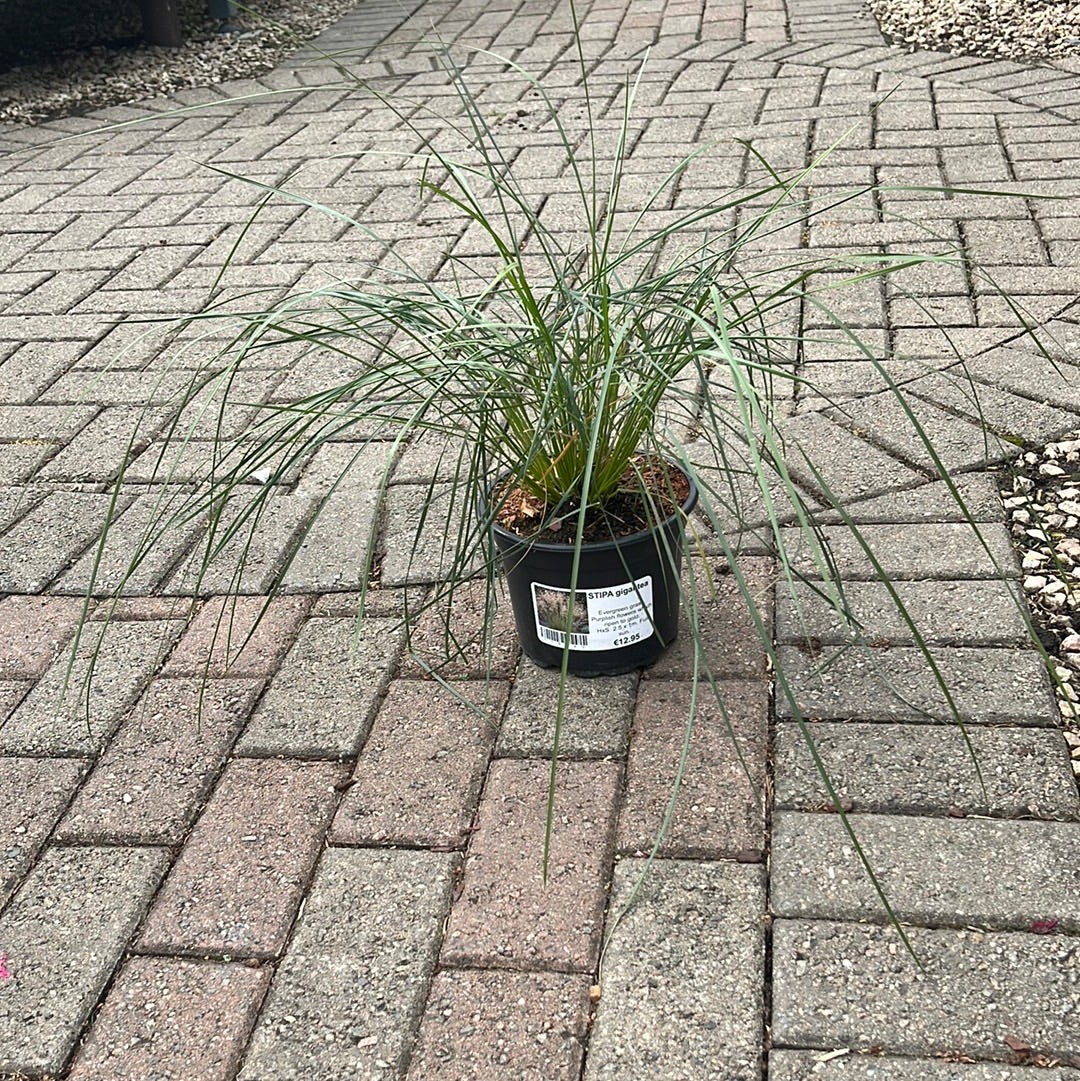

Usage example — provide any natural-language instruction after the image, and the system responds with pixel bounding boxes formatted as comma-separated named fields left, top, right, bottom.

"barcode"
left=538, top=625, right=589, bottom=648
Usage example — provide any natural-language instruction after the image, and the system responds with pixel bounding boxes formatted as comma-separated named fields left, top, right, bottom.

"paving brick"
left=772, top=919, right=1080, bottom=1060
left=821, top=473, right=1008, bottom=523
left=166, top=490, right=321, bottom=596
left=777, top=579, right=1030, bottom=646
left=769, top=1051, right=1079, bottom=1081
left=381, top=482, right=478, bottom=585
left=35, top=405, right=171, bottom=484
left=441, top=758, right=620, bottom=973
left=774, top=721, right=1080, bottom=818
left=771, top=812, right=1080, bottom=929
left=408, top=969, right=591, bottom=1081
left=0, top=680, right=27, bottom=721
left=777, top=643, right=1053, bottom=725
left=496, top=660, right=637, bottom=758
left=0, top=756, right=89, bottom=906
left=56, top=677, right=262, bottom=845
left=966, top=345, right=1080, bottom=413
left=67, top=957, right=270, bottom=1081
left=240, top=847, right=454, bottom=1080
left=400, top=579, right=521, bottom=679
left=584, top=858, right=766, bottom=1081
left=58, top=490, right=208, bottom=596
left=161, top=595, right=309, bottom=678
left=331, top=679, right=505, bottom=846
left=0, top=845, right=169, bottom=1077
left=644, top=555, right=774, bottom=680
left=0, top=617, right=186, bottom=754
left=137, top=758, right=345, bottom=959
left=0, top=594, right=85, bottom=679
left=617, top=680, right=768, bottom=858
left=277, top=442, right=395, bottom=592
left=235, top=615, right=401, bottom=757
left=0, top=491, right=129, bottom=593
left=778, top=522, right=1019, bottom=580
left=824, top=392, right=1012, bottom=476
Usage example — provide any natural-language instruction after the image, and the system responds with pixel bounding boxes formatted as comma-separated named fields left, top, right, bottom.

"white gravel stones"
left=0, top=0, right=355, bottom=126
left=1002, top=431, right=1080, bottom=763
left=869, top=0, right=1080, bottom=62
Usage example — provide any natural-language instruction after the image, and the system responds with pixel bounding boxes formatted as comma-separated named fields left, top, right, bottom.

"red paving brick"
left=399, top=580, right=521, bottom=679
left=136, top=758, right=345, bottom=959
left=617, top=680, right=769, bottom=858
left=645, top=556, right=774, bottom=680
left=0, top=595, right=85, bottom=679
left=66, top=956, right=270, bottom=1081
left=55, top=678, right=263, bottom=845
left=331, top=679, right=507, bottom=847
left=408, top=969, right=591, bottom=1081
left=0, top=756, right=90, bottom=904
left=440, top=758, right=620, bottom=973
left=160, top=595, right=310, bottom=678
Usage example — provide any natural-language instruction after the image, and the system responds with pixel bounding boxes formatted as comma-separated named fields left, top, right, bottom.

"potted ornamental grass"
left=93, top=44, right=972, bottom=678
left=74, top=18, right=1047, bottom=897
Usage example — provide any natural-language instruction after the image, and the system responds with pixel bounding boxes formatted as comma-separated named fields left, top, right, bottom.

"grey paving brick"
left=0, top=491, right=133, bottom=593
left=0, top=339, right=89, bottom=402
left=331, top=679, right=504, bottom=846
left=0, top=681, right=27, bottom=721
left=67, top=957, right=271, bottom=1081
left=137, top=758, right=344, bottom=959
left=165, top=491, right=321, bottom=596
left=773, top=413, right=927, bottom=504
left=769, top=1050, right=1079, bottom=1080
left=0, top=756, right=89, bottom=906
left=0, top=440, right=53, bottom=483
left=0, top=402, right=97, bottom=439
left=235, top=615, right=401, bottom=757
left=56, top=677, right=262, bottom=845
left=618, top=680, right=768, bottom=859
left=824, top=393, right=1012, bottom=476
left=441, top=758, right=620, bottom=973
left=584, top=859, right=766, bottom=1081
left=497, top=660, right=637, bottom=758
left=772, top=919, right=1080, bottom=1059
left=967, top=345, right=1080, bottom=413
left=820, top=473, right=1008, bottom=524
left=58, top=491, right=207, bottom=596
left=0, top=845, right=169, bottom=1076
left=773, top=721, right=1080, bottom=818
left=35, top=406, right=171, bottom=484
left=0, top=618, right=186, bottom=754
left=239, top=847, right=454, bottom=1081
left=777, top=644, right=1053, bottom=725
left=381, top=482, right=479, bottom=586
left=771, top=812, right=1080, bottom=929
left=778, top=522, right=1019, bottom=580
left=777, top=579, right=1030, bottom=646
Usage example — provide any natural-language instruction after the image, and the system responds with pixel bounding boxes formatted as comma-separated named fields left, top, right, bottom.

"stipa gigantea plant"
left=65, top=13, right=1061, bottom=950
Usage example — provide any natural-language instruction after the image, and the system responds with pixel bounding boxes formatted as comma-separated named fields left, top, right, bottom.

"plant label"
left=531, top=576, right=654, bottom=651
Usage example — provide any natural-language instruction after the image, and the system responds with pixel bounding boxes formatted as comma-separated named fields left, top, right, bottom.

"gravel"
left=1001, top=432, right=1080, bottom=780
left=0, top=0, right=356, bottom=126
left=869, top=0, right=1080, bottom=62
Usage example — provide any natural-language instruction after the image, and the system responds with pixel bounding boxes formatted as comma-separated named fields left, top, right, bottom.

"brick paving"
left=1, top=0, right=1079, bottom=1076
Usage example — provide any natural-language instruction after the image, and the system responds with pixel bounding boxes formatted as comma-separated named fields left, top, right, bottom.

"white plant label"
left=531, top=576, right=654, bottom=651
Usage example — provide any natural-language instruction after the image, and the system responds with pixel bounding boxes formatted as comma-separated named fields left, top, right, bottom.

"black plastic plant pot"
left=491, top=471, right=699, bottom=677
